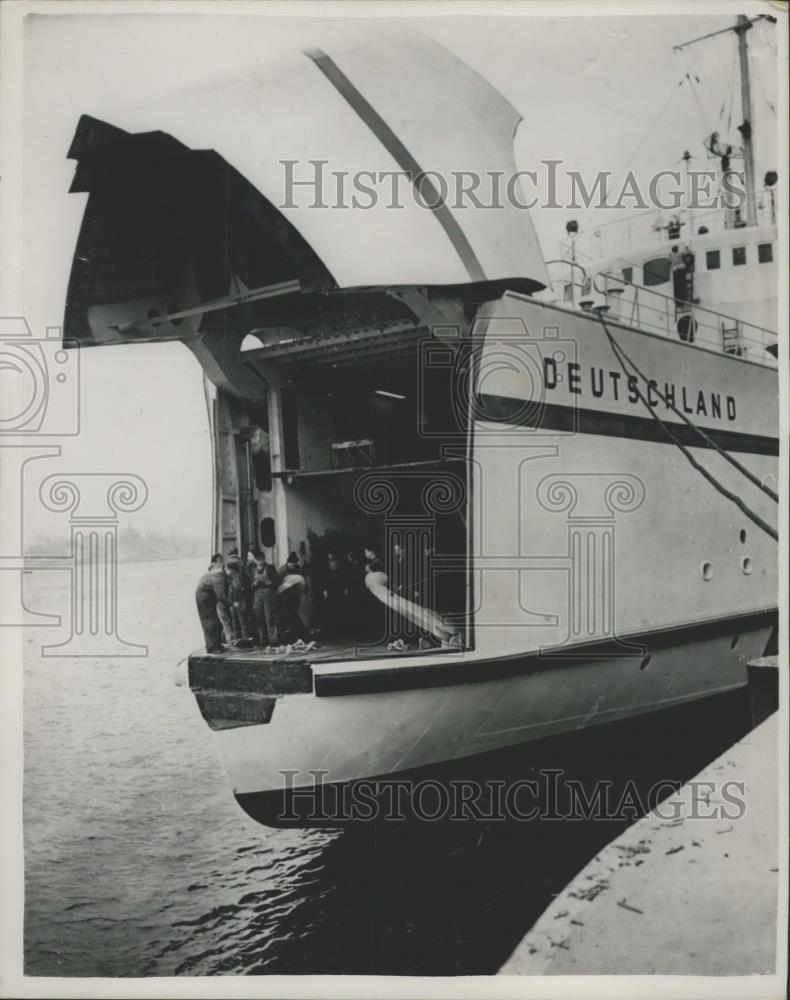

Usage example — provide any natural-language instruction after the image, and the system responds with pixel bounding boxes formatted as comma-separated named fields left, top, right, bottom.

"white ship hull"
left=200, top=615, right=769, bottom=826
left=186, top=293, right=778, bottom=826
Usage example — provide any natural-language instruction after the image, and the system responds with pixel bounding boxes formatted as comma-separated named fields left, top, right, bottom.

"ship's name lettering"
left=543, top=359, right=736, bottom=421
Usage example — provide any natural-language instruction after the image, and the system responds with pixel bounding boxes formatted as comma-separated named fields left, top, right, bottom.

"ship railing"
left=560, top=191, right=778, bottom=262
left=586, top=271, right=778, bottom=366
left=542, top=259, right=589, bottom=306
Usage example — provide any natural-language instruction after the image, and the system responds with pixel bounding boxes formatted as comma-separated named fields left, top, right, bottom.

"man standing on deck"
left=226, top=557, right=252, bottom=645
left=670, top=244, right=685, bottom=302
left=252, top=554, right=280, bottom=646
left=315, top=551, right=344, bottom=638
left=277, top=552, right=307, bottom=643
left=195, top=554, right=232, bottom=654
left=239, top=548, right=257, bottom=637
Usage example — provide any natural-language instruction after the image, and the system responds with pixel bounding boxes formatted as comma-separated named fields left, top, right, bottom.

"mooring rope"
left=600, top=317, right=778, bottom=503
left=599, top=316, right=778, bottom=542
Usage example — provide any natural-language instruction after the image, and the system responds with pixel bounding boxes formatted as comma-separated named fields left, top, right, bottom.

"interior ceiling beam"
left=241, top=320, right=425, bottom=363
left=252, top=333, right=428, bottom=369
left=112, top=278, right=302, bottom=336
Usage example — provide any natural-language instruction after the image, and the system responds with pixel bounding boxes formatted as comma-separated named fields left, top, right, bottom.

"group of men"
left=194, top=548, right=307, bottom=654
left=195, top=539, right=457, bottom=655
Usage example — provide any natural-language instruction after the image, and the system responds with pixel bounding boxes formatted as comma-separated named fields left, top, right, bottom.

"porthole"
left=701, top=561, right=713, bottom=581
left=639, top=654, right=652, bottom=671
left=676, top=315, right=697, bottom=342
left=739, top=529, right=747, bottom=544
left=741, top=556, right=752, bottom=575
left=730, top=635, right=740, bottom=650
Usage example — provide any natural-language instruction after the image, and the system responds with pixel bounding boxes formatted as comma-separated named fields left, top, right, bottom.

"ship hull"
left=233, top=677, right=760, bottom=830
left=187, top=290, right=778, bottom=828
left=188, top=608, right=774, bottom=827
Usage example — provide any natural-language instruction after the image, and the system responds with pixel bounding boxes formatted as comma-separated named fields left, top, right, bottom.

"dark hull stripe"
left=305, top=48, right=486, bottom=282
left=477, top=393, right=779, bottom=456
left=314, top=608, right=776, bottom=697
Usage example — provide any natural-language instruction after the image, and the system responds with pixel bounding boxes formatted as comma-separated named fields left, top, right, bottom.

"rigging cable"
left=686, top=46, right=715, bottom=136
left=690, top=36, right=733, bottom=133
left=686, top=71, right=714, bottom=138
left=716, top=48, right=738, bottom=131
left=605, top=75, right=687, bottom=205
left=598, top=316, right=778, bottom=542
left=753, top=63, right=777, bottom=117
left=757, top=18, right=778, bottom=61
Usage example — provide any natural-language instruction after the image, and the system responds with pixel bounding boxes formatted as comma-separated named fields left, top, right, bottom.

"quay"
left=500, top=707, right=781, bottom=976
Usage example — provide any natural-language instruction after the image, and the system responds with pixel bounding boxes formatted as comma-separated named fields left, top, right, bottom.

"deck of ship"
left=187, top=637, right=433, bottom=669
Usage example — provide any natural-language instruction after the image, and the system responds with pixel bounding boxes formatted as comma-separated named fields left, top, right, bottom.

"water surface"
left=23, top=557, right=750, bottom=976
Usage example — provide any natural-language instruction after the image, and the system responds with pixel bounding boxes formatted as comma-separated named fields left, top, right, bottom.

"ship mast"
left=735, top=15, right=757, bottom=226
left=674, top=13, right=775, bottom=227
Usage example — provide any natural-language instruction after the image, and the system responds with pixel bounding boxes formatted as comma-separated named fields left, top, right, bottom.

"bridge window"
left=758, top=243, right=773, bottom=263
left=732, top=246, right=747, bottom=266
left=643, top=257, right=670, bottom=286
left=706, top=250, right=720, bottom=270
left=621, top=266, right=633, bottom=284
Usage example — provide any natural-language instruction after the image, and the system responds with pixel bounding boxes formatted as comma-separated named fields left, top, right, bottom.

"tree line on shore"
left=24, top=523, right=206, bottom=563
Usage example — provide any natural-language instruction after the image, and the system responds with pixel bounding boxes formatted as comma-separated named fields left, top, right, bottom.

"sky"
left=16, top=6, right=780, bottom=543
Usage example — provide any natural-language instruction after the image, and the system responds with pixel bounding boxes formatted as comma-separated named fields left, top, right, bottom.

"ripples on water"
left=23, top=557, right=751, bottom=976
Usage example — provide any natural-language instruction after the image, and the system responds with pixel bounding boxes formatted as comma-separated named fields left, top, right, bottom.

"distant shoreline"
left=119, top=555, right=208, bottom=566
left=22, top=553, right=207, bottom=567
